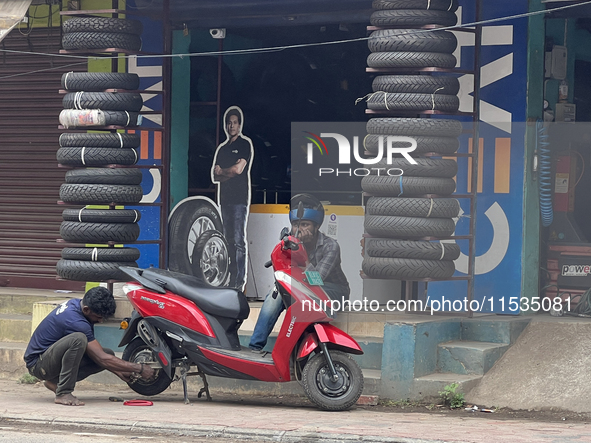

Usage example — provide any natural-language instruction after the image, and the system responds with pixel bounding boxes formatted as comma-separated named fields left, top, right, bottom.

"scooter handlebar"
left=264, top=260, right=273, bottom=268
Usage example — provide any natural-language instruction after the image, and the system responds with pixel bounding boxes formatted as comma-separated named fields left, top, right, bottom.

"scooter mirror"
left=280, top=226, right=290, bottom=240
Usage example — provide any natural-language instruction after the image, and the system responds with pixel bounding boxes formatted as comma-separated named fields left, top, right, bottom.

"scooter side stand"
left=179, top=368, right=213, bottom=404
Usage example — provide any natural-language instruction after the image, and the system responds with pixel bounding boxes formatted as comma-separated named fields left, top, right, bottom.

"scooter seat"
left=140, top=268, right=250, bottom=320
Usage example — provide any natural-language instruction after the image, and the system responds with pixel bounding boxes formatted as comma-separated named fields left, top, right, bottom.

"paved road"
left=0, top=422, right=252, bottom=443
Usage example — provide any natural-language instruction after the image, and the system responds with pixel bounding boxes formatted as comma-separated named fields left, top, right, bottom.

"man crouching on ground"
left=24, top=286, right=155, bottom=406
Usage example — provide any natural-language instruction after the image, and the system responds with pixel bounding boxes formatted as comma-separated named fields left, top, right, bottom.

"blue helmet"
left=289, top=193, right=324, bottom=227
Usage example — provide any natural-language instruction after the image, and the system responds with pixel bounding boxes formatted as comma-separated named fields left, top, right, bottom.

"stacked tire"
left=56, top=68, right=144, bottom=282
left=62, top=16, right=143, bottom=52
left=362, top=0, right=462, bottom=280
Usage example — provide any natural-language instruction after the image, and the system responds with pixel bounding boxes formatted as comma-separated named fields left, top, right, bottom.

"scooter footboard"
left=297, top=323, right=363, bottom=360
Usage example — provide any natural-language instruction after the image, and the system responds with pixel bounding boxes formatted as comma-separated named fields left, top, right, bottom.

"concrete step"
left=414, top=373, right=482, bottom=400
left=0, top=341, right=26, bottom=379
left=437, top=340, right=509, bottom=375
left=0, top=289, right=81, bottom=315
left=461, top=318, right=530, bottom=345
left=0, top=314, right=32, bottom=342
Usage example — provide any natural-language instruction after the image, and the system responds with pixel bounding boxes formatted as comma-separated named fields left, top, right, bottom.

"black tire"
left=364, top=134, right=459, bottom=155
left=59, top=184, right=143, bottom=204
left=372, top=0, right=458, bottom=12
left=62, top=17, right=143, bottom=35
left=302, top=351, right=364, bottom=411
left=168, top=199, right=224, bottom=276
left=372, top=75, right=459, bottom=95
left=122, top=337, right=174, bottom=396
left=61, top=72, right=140, bottom=91
left=365, top=238, right=460, bottom=260
left=59, top=132, right=140, bottom=148
left=62, top=32, right=142, bottom=51
left=65, top=168, right=143, bottom=185
left=59, top=109, right=141, bottom=128
left=60, top=221, right=140, bottom=243
left=191, top=230, right=230, bottom=288
left=368, top=158, right=457, bottom=178
left=61, top=247, right=141, bottom=262
left=367, top=92, right=459, bottom=113
left=56, top=259, right=138, bottom=281
left=62, top=208, right=141, bottom=223
left=362, top=175, right=456, bottom=196
left=57, top=147, right=138, bottom=166
left=365, top=215, right=455, bottom=238
left=370, top=10, right=457, bottom=27
left=362, top=256, right=455, bottom=279
left=63, top=92, right=143, bottom=112
left=368, top=30, right=457, bottom=53
left=367, top=52, right=456, bottom=69
left=366, top=197, right=460, bottom=218
left=367, top=117, right=463, bottom=137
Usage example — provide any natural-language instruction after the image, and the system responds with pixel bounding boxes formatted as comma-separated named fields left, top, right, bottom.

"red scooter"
left=118, top=224, right=364, bottom=411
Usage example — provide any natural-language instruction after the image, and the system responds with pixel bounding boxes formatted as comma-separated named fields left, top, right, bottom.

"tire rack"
left=56, top=1, right=171, bottom=292
left=364, top=3, right=482, bottom=317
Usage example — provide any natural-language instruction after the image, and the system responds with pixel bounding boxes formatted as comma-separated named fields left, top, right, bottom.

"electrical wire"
left=568, top=149, right=585, bottom=192
left=537, top=120, right=553, bottom=228
left=1, top=0, right=591, bottom=78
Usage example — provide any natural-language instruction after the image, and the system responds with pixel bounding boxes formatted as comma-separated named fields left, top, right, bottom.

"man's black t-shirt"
left=214, top=135, right=252, bottom=205
left=24, top=299, right=95, bottom=368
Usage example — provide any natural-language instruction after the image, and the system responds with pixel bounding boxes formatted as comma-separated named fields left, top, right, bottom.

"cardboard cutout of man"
left=211, top=106, right=254, bottom=290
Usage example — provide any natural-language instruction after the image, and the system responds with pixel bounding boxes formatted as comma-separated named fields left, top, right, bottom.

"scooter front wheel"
left=301, top=350, right=364, bottom=411
left=122, top=337, right=175, bottom=396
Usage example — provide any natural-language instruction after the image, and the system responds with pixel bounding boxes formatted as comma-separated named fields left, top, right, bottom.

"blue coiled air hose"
left=537, top=120, right=553, bottom=227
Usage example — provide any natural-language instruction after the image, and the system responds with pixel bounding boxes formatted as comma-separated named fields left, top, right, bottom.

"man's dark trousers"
left=28, top=332, right=112, bottom=396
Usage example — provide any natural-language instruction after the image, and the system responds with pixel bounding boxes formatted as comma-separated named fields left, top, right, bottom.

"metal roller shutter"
left=0, top=27, right=86, bottom=290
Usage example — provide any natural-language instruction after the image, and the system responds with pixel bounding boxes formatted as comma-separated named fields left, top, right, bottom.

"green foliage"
left=438, top=383, right=465, bottom=409
left=18, top=373, right=39, bottom=384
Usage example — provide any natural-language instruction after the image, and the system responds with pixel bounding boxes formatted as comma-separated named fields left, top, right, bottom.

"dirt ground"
left=206, top=391, right=591, bottom=424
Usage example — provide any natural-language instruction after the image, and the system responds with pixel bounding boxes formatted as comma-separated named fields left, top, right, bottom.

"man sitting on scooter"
left=249, top=193, right=350, bottom=353
left=24, top=286, right=155, bottom=406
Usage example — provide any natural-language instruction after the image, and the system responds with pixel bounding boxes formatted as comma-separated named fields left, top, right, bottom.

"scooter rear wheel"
left=122, top=337, right=174, bottom=396
left=302, top=350, right=364, bottom=411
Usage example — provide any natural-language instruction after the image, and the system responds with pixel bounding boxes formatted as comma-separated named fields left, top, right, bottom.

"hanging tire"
left=61, top=247, right=141, bottom=262
left=368, top=30, right=457, bottom=53
left=372, top=75, right=459, bottom=95
left=60, top=221, right=140, bottom=243
left=62, top=17, right=143, bottom=35
left=61, top=72, right=140, bottom=91
left=59, top=132, right=140, bottom=148
left=368, top=158, right=457, bottom=178
left=301, top=351, right=364, bottom=411
left=59, top=109, right=141, bottom=128
left=366, top=197, right=460, bottom=218
left=364, top=134, right=459, bottom=155
left=56, top=259, right=138, bottom=282
left=367, top=117, right=463, bottom=137
left=362, top=257, right=455, bottom=279
left=65, top=168, right=143, bottom=185
left=168, top=198, right=224, bottom=276
left=365, top=215, right=455, bottom=238
left=59, top=184, right=143, bottom=204
left=367, top=52, right=456, bottom=69
left=365, top=238, right=460, bottom=260
left=191, top=230, right=230, bottom=288
left=370, top=10, right=457, bottom=27
left=122, top=337, right=174, bottom=396
left=63, top=92, right=143, bottom=112
left=63, top=208, right=141, bottom=223
left=367, top=91, right=459, bottom=113
left=57, top=147, right=138, bottom=166
left=372, top=0, right=458, bottom=12
left=362, top=175, right=456, bottom=196
left=62, top=32, right=142, bottom=51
